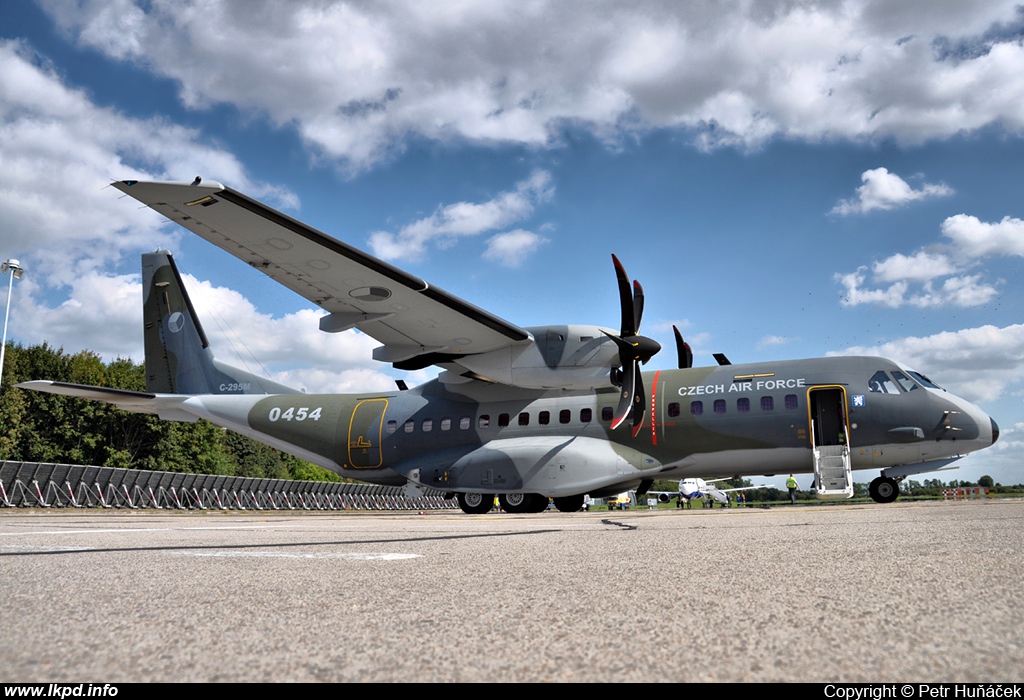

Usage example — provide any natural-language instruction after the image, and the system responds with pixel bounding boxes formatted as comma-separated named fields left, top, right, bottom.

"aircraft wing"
left=704, top=479, right=766, bottom=493
left=111, top=180, right=531, bottom=369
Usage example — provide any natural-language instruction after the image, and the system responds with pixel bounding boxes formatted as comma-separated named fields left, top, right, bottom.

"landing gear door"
left=347, top=399, right=388, bottom=469
left=808, top=386, right=853, bottom=499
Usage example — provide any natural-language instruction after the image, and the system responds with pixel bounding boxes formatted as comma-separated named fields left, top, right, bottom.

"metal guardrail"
left=0, top=461, right=457, bottom=511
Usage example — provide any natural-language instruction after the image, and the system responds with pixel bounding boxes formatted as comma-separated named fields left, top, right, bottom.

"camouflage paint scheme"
left=237, top=355, right=993, bottom=497
left=18, top=181, right=999, bottom=512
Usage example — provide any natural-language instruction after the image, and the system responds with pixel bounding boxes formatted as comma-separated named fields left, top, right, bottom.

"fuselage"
left=179, top=355, right=997, bottom=499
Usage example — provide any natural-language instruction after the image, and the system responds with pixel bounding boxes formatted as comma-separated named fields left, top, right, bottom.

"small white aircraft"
left=652, top=478, right=765, bottom=508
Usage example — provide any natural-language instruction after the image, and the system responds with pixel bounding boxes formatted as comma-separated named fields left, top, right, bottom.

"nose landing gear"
left=868, top=476, right=900, bottom=504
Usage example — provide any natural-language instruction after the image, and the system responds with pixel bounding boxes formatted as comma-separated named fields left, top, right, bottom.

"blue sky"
left=1, top=0, right=1023, bottom=487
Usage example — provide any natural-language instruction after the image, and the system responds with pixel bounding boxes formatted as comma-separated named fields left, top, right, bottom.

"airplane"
left=17, top=179, right=1000, bottom=514
left=651, top=477, right=766, bottom=508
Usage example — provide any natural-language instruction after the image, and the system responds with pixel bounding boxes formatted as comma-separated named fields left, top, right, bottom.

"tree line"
left=0, top=343, right=341, bottom=481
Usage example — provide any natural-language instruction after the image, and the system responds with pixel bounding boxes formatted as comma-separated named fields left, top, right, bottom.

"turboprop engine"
left=437, top=256, right=662, bottom=429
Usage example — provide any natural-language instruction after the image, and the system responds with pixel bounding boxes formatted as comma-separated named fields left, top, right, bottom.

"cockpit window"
left=907, top=370, right=943, bottom=390
left=890, top=370, right=918, bottom=392
left=868, top=371, right=900, bottom=394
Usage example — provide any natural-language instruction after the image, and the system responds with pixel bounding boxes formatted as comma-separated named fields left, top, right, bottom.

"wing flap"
left=112, top=180, right=531, bottom=365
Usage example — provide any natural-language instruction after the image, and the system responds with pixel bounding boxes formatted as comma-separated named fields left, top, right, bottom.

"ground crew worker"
left=786, top=474, right=798, bottom=505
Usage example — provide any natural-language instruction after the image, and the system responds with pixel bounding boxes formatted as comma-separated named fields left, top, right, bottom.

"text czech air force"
left=678, top=378, right=807, bottom=396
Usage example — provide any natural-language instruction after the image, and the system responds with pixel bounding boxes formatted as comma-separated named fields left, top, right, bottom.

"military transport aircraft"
left=18, top=179, right=1000, bottom=513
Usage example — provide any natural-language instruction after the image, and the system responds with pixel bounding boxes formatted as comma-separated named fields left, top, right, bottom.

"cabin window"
left=601, top=406, right=613, bottom=421
left=907, top=370, right=942, bottom=390
left=478, top=415, right=490, bottom=429
left=440, top=417, right=451, bottom=431
left=422, top=418, right=433, bottom=432
left=691, top=401, right=703, bottom=416
left=891, top=370, right=918, bottom=393
left=667, top=402, right=680, bottom=417
left=460, top=416, right=471, bottom=429
left=868, top=370, right=900, bottom=394
left=559, top=409, right=571, bottom=424
left=760, top=396, right=774, bottom=411
left=580, top=408, right=592, bottom=422
left=404, top=420, right=415, bottom=433
left=386, top=420, right=398, bottom=434
left=737, top=398, right=750, bottom=413
left=519, top=412, right=530, bottom=426
left=714, top=399, right=726, bottom=414
left=539, top=411, right=551, bottom=425
left=785, top=394, right=798, bottom=410
left=498, top=413, right=510, bottom=427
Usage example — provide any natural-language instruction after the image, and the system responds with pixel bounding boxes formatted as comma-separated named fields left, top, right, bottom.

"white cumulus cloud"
left=367, top=170, right=553, bottom=262
left=0, top=39, right=296, bottom=287
left=482, top=230, right=549, bottom=268
left=831, top=167, right=953, bottom=215
left=0, top=40, right=406, bottom=391
left=36, top=0, right=1024, bottom=172
left=941, top=214, right=1024, bottom=259
left=836, top=209, right=1023, bottom=309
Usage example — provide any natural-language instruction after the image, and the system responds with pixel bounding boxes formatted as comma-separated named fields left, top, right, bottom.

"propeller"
left=673, top=325, right=693, bottom=369
left=605, top=255, right=662, bottom=431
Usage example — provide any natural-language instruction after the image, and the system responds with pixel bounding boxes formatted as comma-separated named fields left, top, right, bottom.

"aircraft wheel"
left=457, top=492, right=493, bottom=514
left=527, top=494, right=550, bottom=513
left=499, top=493, right=531, bottom=513
left=552, top=495, right=585, bottom=513
left=869, top=477, right=900, bottom=504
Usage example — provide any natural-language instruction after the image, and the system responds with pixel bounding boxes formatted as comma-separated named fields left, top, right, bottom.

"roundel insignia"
left=167, top=312, right=185, bottom=333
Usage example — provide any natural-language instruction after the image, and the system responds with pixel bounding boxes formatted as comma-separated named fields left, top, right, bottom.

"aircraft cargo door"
left=808, top=387, right=853, bottom=499
left=347, top=399, right=388, bottom=469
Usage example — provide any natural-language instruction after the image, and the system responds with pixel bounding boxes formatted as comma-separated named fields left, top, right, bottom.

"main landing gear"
left=456, top=492, right=492, bottom=514
left=498, top=493, right=542, bottom=513
left=551, top=495, right=585, bottom=513
left=455, top=492, right=585, bottom=514
left=868, top=476, right=900, bottom=504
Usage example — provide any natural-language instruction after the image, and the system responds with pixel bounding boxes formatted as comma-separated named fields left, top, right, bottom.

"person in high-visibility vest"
left=786, top=475, right=798, bottom=505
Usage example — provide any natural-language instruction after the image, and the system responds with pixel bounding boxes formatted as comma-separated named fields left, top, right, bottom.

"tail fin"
left=142, top=250, right=298, bottom=395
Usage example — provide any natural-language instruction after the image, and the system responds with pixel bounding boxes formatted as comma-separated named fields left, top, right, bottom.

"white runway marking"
left=0, top=544, right=92, bottom=553
left=181, top=551, right=421, bottom=560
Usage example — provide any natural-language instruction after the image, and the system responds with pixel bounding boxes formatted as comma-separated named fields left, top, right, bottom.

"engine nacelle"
left=448, top=324, right=620, bottom=390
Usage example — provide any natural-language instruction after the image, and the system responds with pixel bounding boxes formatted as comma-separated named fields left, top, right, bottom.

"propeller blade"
left=611, top=359, right=644, bottom=430
left=607, top=255, right=663, bottom=430
left=612, top=254, right=636, bottom=337
left=673, top=325, right=693, bottom=369
left=632, top=280, right=645, bottom=332
left=631, top=369, right=646, bottom=433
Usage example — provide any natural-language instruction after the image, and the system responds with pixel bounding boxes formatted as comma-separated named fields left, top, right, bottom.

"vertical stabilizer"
left=142, top=251, right=298, bottom=395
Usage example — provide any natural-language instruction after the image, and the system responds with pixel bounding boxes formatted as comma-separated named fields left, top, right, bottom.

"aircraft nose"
left=991, top=417, right=1000, bottom=445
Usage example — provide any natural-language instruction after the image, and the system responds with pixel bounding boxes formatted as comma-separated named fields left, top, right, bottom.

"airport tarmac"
left=1, top=500, right=1022, bottom=683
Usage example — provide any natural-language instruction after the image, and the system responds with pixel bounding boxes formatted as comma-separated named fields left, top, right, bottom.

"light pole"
left=0, top=258, right=25, bottom=394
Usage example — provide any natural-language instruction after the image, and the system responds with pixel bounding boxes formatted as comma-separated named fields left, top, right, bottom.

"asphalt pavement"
left=1, top=500, right=1021, bottom=682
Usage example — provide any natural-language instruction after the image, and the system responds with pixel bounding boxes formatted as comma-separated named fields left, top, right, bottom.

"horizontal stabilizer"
left=16, top=381, right=197, bottom=422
